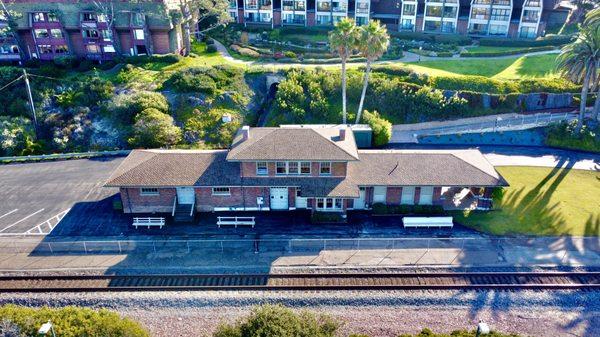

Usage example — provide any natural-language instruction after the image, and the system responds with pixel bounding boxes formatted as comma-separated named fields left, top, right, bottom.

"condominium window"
left=140, top=188, right=159, bottom=196
left=519, top=26, right=536, bottom=39
left=82, top=13, right=97, bottom=21
left=229, top=0, right=237, bottom=8
left=83, top=29, right=100, bottom=38
left=317, top=0, right=331, bottom=12
left=246, top=0, right=258, bottom=9
left=424, top=20, right=441, bottom=31
left=316, top=15, right=331, bottom=25
left=300, top=162, right=311, bottom=175
left=493, top=0, right=510, bottom=5
left=38, top=45, right=52, bottom=54
left=288, top=161, right=299, bottom=174
left=134, top=29, right=145, bottom=40
left=102, top=29, right=113, bottom=41
left=103, top=45, right=116, bottom=53
left=443, top=6, right=457, bottom=18
left=489, top=24, right=507, bottom=35
left=132, top=13, right=145, bottom=26
left=522, top=10, right=539, bottom=23
left=319, top=162, right=331, bottom=175
left=86, top=44, right=100, bottom=54
left=469, top=23, right=488, bottom=34
left=256, top=162, right=268, bottom=175
left=402, top=4, right=416, bottom=16
left=55, top=45, right=68, bottom=54
left=471, top=8, right=490, bottom=20
left=212, top=187, right=231, bottom=196
left=425, top=5, right=442, bottom=18
left=34, top=29, right=49, bottom=39
left=491, top=9, right=510, bottom=21
left=50, top=29, right=62, bottom=39
left=524, top=0, right=541, bottom=6
left=441, top=21, right=455, bottom=33
left=401, top=19, right=414, bottom=29
left=473, top=0, right=491, bottom=4
left=47, top=12, right=59, bottom=22
left=32, top=13, right=45, bottom=23
left=316, top=197, right=342, bottom=210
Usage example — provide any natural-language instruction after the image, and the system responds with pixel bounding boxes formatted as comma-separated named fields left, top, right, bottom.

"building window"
left=55, top=45, right=68, bottom=54
left=132, top=13, right=145, bottom=26
left=34, top=29, right=49, bottom=39
left=38, top=45, right=52, bottom=54
left=86, top=44, right=100, bottom=54
left=316, top=197, right=342, bottom=211
left=83, top=29, right=100, bottom=38
left=102, top=29, right=113, bottom=41
left=47, top=12, right=59, bottom=22
left=300, top=162, right=311, bottom=175
left=103, top=45, right=116, bottom=53
left=403, top=4, right=416, bottom=16
left=519, top=26, right=536, bottom=38
left=256, top=162, right=268, bottom=175
left=319, top=162, right=331, bottom=175
left=50, top=29, right=63, bottom=39
left=140, top=188, right=159, bottom=196
left=32, top=13, right=45, bottom=23
left=82, top=13, right=97, bottom=21
left=212, top=187, right=231, bottom=196
left=276, top=162, right=287, bottom=175
left=288, top=161, right=299, bottom=174
left=133, top=29, right=145, bottom=40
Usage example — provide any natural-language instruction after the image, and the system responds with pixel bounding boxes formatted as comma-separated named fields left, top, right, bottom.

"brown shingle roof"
left=226, top=126, right=359, bottom=161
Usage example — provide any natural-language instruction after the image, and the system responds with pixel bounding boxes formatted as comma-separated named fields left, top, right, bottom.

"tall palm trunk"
left=341, top=57, right=347, bottom=124
left=355, top=59, right=371, bottom=124
left=577, top=65, right=592, bottom=131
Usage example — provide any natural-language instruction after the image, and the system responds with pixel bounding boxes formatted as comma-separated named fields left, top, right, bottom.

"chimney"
left=339, top=128, right=346, bottom=141
left=241, top=125, right=250, bottom=141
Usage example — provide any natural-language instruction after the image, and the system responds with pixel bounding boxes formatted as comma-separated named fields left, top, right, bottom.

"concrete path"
left=213, top=39, right=560, bottom=68
left=391, top=111, right=577, bottom=143
left=0, top=236, right=597, bottom=273
left=480, top=146, right=600, bottom=171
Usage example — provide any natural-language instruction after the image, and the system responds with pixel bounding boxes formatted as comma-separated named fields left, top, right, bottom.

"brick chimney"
left=241, top=125, right=250, bottom=141
left=339, top=128, right=346, bottom=141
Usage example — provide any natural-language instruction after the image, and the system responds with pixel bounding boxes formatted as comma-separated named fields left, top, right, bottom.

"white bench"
left=217, top=216, right=255, bottom=228
left=402, top=216, right=453, bottom=229
left=132, top=217, right=165, bottom=229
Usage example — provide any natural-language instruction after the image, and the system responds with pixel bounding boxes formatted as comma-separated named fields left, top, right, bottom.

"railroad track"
left=0, top=272, right=598, bottom=292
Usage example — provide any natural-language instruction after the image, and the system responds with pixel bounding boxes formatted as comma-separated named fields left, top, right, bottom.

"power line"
left=0, top=75, right=24, bottom=92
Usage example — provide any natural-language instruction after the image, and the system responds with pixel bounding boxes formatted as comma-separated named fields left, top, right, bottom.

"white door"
left=401, top=186, right=415, bottom=205
left=354, top=187, right=366, bottom=209
left=270, top=187, right=289, bottom=210
left=419, top=186, right=434, bottom=205
left=373, top=186, right=387, bottom=204
left=176, top=187, right=195, bottom=204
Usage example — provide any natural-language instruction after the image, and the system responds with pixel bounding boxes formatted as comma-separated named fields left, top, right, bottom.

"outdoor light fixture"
left=38, top=320, right=56, bottom=337
left=476, top=320, right=490, bottom=336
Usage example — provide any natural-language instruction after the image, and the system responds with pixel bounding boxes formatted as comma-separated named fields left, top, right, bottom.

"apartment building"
left=229, top=0, right=566, bottom=38
left=106, top=125, right=506, bottom=217
left=1, top=0, right=184, bottom=62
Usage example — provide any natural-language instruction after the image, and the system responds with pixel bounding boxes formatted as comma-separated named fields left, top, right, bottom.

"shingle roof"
left=226, top=126, right=360, bottom=162
left=348, top=150, right=507, bottom=187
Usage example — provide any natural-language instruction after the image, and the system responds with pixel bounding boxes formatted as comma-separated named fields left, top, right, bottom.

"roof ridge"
left=309, top=127, right=359, bottom=160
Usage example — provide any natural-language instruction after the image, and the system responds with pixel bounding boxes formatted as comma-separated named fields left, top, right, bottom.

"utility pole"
left=22, top=68, right=38, bottom=139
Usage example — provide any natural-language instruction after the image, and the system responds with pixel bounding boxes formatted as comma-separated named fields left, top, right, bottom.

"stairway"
left=174, top=203, right=194, bottom=223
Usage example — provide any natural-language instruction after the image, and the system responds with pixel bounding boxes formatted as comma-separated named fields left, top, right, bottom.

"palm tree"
left=556, top=26, right=600, bottom=130
left=584, top=8, right=600, bottom=120
left=355, top=20, right=389, bottom=125
left=329, top=18, right=358, bottom=125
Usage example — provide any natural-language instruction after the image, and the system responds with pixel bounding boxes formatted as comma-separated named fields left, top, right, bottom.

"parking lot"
left=0, top=157, right=124, bottom=235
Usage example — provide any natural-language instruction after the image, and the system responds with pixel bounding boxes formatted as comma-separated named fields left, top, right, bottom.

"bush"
left=184, top=108, right=241, bottom=147
left=206, top=44, right=218, bottom=53
left=430, top=76, right=517, bottom=94
left=53, top=55, right=78, bottom=69
left=165, top=65, right=244, bottom=95
left=230, top=44, right=261, bottom=58
left=398, top=328, right=523, bottom=337
left=0, top=116, right=39, bottom=156
left=478, top=35, right=572, bottom=47
left=0, top=305, right=148, bottom=337
left=362, top=110, right=392, bottom=147
left=125, top=53, right=182, bottom=65
left=371, top=203, right=445, bottom=215
left=545, top=120, right=600, bottom=153
left=460, top=45, right=556, bottom=57
left=129, top=108, right=182, bottom=148
left=213, top=305, right=338, bottom=337
left=284, top=50, right=297, bottom=58
left=103, top=91, right=169, bottom=125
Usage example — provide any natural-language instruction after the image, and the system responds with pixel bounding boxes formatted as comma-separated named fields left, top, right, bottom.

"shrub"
left=230, top=44, right=260, bottom=58
left=213, top=305, right=339, bottom=337
left=125, top=53, right=182, bottom=65
left=165, top=65, right=244, bottom=94
left=53, top=55, right=78, bottom=69
left=517, top=78, right=579, bottom=93
left=103, top=91, right=169, bottom=125
left=371, top=203, right=445, bottom=215
left=311, top=212, right=346, bottom=223
left=545, top=120, right=600, bottom=153
left=284, top=50, right=297, bottom=58
left=206, top=44, right=218, bottom=53
left=0, top=305, right=149, bottom=337
left=362, top=110, right=392, bottom=147
left=430, top=76, right=517, bottom=94
left=129, top=108, right=182, bottom=148
left=0, top=116, right=39, bottom=156
left=478, top=35, right=572, bottom=47
left=184, top=108, right=241, bottom=147
left=398, top=328, right=523, bottom=337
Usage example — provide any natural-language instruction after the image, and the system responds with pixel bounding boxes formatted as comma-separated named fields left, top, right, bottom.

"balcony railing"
left=283, top=17, right=306, bottom=24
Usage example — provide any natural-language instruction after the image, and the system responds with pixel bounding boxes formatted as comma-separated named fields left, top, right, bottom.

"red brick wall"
left=414, top=187, right=421, bottom=205
left=18, top=30, right=35, bottom=58
left=66, top=29, right=86, bottom=57
left=415, top=17, right=424, bottom=32
left=307, top=12, right=315, bottom=26
left=151, top=30, right=171, bottom=54
left=238, top=9, right=245, bottom=24
left=195, top=186, right=271, bottom=211
left=241, top=162, right=256, bottom=177
left=386, top=187, right=402, bottom=205
left=332, top=162, right=347, bottom=176
left=508, top=22, right=519, bottom=38
left=120, top=187, right=176, bottom=214
left=457, top=18, right=468, bottom=35
left=288, top=187, right=296, bottom=208
left=433, top=187, right=442, bottom=205
left=118, top=30, right=133, bottom=55
left=273, top=11, right=281, bottom=26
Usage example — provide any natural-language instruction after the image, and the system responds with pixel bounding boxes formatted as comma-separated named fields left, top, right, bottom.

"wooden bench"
left=132, top=217, right=165, bottom=229
left=402, top=216, right=453, bottom=229
left=217, top=216, right=255, bottom=228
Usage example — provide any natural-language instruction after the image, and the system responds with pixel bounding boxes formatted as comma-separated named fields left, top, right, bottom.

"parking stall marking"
left=0, top=209, right=45, bottom=233
left=0, top=209, right=18, bottom=220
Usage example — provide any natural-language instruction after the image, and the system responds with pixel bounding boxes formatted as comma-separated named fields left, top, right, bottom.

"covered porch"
left=440, top=187, right=494, bottom=211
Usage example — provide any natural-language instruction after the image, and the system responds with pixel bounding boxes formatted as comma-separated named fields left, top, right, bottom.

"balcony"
left=283, top=17, right=306, bottom=25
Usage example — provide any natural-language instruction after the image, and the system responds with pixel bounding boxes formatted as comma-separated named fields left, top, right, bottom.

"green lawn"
left=404, top=53, right=558, bottom=79
left=455, top=166, right=600, bottom=236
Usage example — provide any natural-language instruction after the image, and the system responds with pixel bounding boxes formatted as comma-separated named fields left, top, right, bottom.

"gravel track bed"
left=0, top=290, right=598, bottom=337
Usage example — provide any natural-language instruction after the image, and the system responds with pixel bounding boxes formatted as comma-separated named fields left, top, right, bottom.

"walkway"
left=391, top=111, right=578, bottom=143
left=481, top=146, right=600, bottom=171
left=213, top=39, right=560, bottom=68
left=0, top=236, right=597, bottom=273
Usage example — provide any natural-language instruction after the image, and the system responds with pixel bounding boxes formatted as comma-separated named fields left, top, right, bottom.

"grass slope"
left=455, top=166, right=600, bottom=236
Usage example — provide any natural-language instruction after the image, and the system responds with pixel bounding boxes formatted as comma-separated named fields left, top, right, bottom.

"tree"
left=329, top=18, right=358, bottom=125
left=128, top=108, right=182, bottom=148
left=355, top=20, right=389, bottom=124
left=362, top=110, right=391, bottom=147
left=584, top=7, right=600, bottom=120
left=89, top=0, right=124, bottom=56
left=556, top=25, right=600, bottom=130
left=177, top=0, right=230, bottom=56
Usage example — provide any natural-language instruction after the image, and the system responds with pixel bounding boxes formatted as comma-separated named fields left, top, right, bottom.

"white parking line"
left=0, top=209, right=45, bottom=233
left=0, top=209, right=18, bottom=220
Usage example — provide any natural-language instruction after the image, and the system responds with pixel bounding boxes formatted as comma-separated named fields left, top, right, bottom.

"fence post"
left=83, top=241, right=87, bottom=254
left=118, top=241, right=122, bottom=254
left=47, top=242, right=53, bottom=254
left=187, top=241, right=190, bottom=254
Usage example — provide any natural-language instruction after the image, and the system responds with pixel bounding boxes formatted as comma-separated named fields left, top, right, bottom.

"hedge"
left=460, top=45, right=557, bottom=57
left=372, top=203, right=445, bottom=215
left=0, top=305, right=149, bottom=337
left=429, top=76, right=579, bottom=94
left=478, top=35, right=573, bottom=47
left=390, top=31, right=471, bottom=45
left=545, top=121, right=600, bottom=153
